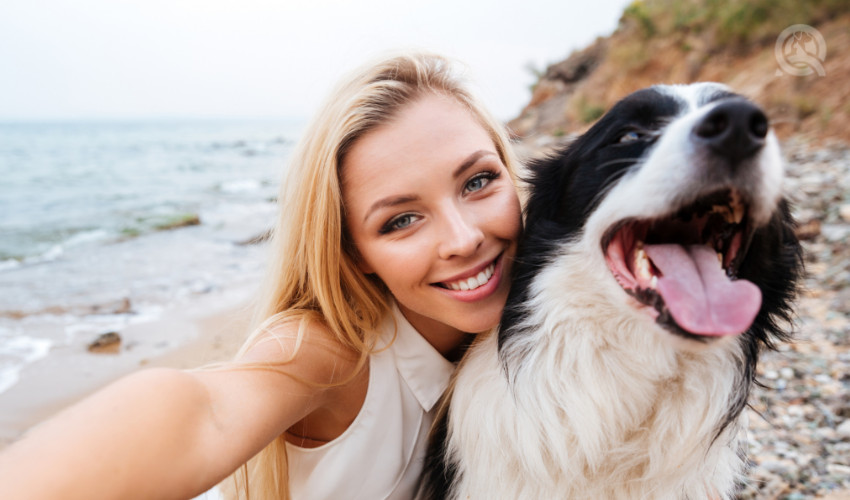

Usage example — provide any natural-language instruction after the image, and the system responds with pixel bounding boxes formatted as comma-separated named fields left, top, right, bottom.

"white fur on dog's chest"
left=447, top=276, right=747, bottom=499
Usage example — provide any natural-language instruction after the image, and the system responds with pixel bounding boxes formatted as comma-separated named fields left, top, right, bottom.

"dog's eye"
left=618, top=131, right=642, bottom=143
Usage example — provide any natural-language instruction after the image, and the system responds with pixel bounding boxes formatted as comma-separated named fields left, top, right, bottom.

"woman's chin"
left=454, top=304, right=504, bottom=334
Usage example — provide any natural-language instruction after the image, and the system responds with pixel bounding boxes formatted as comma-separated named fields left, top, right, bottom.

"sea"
left=0, top=119, right=304, bottom=395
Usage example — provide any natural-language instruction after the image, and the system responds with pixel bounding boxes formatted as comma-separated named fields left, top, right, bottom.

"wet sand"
left=0, top=286, right=255, bottom=449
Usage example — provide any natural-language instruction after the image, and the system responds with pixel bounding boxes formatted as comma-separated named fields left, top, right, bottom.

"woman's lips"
left=441, top=261, right=496, bottom=291
left=433, top=253, right=504, bottom=303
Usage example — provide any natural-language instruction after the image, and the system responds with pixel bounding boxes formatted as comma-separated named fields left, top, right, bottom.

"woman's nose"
left=436, top=206, right=484, bottom=260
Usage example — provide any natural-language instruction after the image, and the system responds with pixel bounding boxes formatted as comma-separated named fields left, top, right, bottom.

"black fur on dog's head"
left=501, top=82, right=803, bottom=376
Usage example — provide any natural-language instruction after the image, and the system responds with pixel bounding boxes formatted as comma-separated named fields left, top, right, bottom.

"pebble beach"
left=741, top=141, right=850, bottom=499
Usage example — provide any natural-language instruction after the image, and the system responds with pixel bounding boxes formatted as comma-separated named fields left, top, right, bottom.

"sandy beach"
left=0, top=284, right=256, bottom=449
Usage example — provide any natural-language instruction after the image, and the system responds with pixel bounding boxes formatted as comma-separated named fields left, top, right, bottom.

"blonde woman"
left=0, top=52, right=522, bottom=500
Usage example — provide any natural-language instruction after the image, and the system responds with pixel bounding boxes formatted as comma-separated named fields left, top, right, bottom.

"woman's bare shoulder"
left=233, top=317, right=363, bottom=386
left=179, top=319, right=365, bottom=472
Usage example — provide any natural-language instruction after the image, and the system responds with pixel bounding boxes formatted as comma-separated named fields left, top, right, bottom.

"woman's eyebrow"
left=363, top=195, right=421, bottom=224
left=453, top=150, right=498, bottom=179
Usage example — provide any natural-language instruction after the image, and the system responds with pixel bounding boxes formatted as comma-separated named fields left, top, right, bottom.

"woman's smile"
left=432, top=253, right=504, bottom=302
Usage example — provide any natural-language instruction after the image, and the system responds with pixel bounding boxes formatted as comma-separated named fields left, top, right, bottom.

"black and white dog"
left=421, top=83, right=803, bottom=499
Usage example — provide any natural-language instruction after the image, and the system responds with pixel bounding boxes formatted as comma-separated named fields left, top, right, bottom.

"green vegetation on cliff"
left=622, top=0, right=846, bottom=48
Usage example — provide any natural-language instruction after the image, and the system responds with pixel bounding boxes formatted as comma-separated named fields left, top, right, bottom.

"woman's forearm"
left=0, top=368, right=222, bottom=500
left=0, top=324, right=345, bottom=500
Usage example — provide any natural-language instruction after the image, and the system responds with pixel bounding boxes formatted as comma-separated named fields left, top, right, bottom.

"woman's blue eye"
left=464, top=171, right=499, bottom=194
left=380, top=214, right=417, bottom=234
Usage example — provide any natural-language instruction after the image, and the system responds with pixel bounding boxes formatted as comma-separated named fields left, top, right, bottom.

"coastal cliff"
left=511, top=0, right=849, bottom=147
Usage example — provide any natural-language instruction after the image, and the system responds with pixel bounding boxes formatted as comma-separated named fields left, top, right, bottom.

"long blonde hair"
left=230, top=51, right=519, bottom=500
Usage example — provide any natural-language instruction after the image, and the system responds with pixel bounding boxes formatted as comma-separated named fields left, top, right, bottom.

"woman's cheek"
left=489, top=191, right=522, bottom=239
left=374, top=237, right=430, bottom=283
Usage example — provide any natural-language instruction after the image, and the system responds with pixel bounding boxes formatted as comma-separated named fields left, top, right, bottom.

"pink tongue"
left=643, top=244, right=761, bottom=336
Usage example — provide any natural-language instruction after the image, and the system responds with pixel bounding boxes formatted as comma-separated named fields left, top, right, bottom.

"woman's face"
left=342, top=93, right=521, bottom=355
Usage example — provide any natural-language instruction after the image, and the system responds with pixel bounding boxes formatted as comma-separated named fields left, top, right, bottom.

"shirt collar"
left=383, top=303, right=455, bottom=412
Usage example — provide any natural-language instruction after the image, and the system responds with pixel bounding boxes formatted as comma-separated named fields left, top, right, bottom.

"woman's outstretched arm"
left=0, top=323, right=357, bottom=500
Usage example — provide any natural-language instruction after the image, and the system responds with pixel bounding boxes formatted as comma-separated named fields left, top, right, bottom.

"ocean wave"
left=0, top=259, right=21, bottom=272
left=218, top=179, right=263, bottom=193
left=12, top=229, right=114, bottom=267
left=0, top=333, right=52, bottom=394
left=63, top=228, right=111, bottom=247
left=26, top=244, right=63, bottom=264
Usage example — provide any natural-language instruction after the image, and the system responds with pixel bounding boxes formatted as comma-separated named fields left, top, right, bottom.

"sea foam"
left=0, top=332, right=52, bottom=394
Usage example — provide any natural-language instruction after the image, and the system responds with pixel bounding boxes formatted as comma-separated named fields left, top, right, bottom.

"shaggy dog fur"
left=420, top=83, right=803, bottom=500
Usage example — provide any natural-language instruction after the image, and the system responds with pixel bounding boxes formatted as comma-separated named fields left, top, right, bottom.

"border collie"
left=420, top=83, right=803, bottom=500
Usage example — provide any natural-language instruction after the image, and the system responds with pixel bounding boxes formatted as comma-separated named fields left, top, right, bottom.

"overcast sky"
left=0, top=0, right=632, bottom=122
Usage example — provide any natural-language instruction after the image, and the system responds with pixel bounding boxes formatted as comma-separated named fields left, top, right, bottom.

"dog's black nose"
left=693, top=100, right=768, bottom=164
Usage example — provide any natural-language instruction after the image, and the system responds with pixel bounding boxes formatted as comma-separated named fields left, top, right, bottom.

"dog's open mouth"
left=602, top=188, right=762, bottom=339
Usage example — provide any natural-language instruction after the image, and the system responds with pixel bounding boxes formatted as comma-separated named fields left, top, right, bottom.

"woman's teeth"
left=444, top=263, right=496, bottom=291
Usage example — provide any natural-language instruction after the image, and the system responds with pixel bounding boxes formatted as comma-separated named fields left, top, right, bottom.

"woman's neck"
left=396, top=303, right=473, bottom=361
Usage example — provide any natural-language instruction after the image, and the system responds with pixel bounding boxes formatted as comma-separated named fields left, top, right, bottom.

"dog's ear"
left=521, top=139, right=635, bottom=235
left=522, top=151, right=580, bottom=229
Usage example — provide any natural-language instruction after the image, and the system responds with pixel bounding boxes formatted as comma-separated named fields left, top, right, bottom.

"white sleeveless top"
left=285, top=305, right=455, bottom=499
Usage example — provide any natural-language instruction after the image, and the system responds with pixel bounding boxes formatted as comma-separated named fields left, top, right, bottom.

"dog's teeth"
left=634, top=248, right=652, bottom=279
left=730, top=190, right=745, bottom=223
left=650, top=275, right=658, bottom=288
left=717, top=252, right=724, bottom=264
left=732, top=204, right=745, bottom=224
